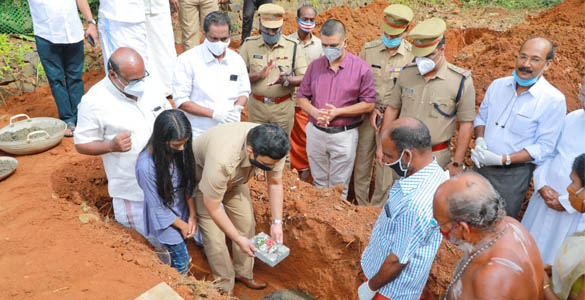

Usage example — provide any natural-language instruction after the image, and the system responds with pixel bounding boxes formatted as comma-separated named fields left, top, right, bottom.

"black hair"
left=572, top=153, right=585, bottom=187
left=297, top=4, right=316, bottom=19
left=389, top=118, right=431, bottom=153
left=203, top=11, right=232, bottom=33
left=320, top=19, right=346, bottom=39
left=148, top=110, right=196, bottom=208
left=246, top=123, right=290, bottom=160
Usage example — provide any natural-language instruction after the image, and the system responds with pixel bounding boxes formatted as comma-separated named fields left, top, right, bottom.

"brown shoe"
left=235, top=276, right=267, bottom=290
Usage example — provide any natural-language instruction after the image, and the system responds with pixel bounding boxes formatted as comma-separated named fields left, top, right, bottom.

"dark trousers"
left=35, top=36, right=84, bottom=124
left=475, top=163, right=535, bottom=219
left=241, top=0, right=273, bottom=42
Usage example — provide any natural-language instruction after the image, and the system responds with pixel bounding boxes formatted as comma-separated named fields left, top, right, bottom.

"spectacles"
left=115, top=70, right=150, bottom=85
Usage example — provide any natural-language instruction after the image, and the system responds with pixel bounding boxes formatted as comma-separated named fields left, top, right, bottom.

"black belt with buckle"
left=313, top=121, right=362, bottom=134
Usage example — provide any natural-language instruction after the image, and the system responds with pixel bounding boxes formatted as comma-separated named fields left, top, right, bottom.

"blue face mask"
left=382, top=34, right=401, bottom=49
left=513, top=69, right=539, bottom=87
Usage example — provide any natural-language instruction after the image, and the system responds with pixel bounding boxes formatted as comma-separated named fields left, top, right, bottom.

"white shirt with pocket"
left=28, top=0, right=84, bottom=44
left=474, top=76, right=566, bottom=165
left=172, top=45, right=251, bottom=137
left=74, top=77, right=171, bottom=201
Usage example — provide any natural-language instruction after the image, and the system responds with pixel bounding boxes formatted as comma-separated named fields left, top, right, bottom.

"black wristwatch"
left=451, top=161, right=466, bottom=170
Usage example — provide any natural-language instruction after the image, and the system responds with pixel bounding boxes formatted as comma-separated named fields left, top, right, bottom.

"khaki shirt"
left=359, top=39, right=414, bottom=106
left=193, top=122, right=285, bottom=201
left=240, top=35, right=308, bottom=98
left=387, top=62, right=476, bottom=145
left=287, top=31, right=324, bottom=63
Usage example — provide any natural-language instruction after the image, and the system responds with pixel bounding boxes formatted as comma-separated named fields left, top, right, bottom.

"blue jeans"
left=163, top=241, right=190, bottom=275
left=34, top=36, right=84, bottom=124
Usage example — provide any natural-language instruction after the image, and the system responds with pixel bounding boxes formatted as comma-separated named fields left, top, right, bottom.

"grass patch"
left=461, top=0, right=562, bottom=9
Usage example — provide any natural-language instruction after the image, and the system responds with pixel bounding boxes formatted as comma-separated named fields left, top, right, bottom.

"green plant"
left=461, top=0, right=561, bottom=8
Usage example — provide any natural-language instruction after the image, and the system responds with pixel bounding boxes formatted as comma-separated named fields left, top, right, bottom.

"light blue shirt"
left=474, top=76, right=566, bottom=165
left=361, top=161, right=448, bottom=300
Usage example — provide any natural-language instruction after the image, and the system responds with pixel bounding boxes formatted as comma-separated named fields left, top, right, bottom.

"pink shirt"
left=297, top=52, right=376, bottom=127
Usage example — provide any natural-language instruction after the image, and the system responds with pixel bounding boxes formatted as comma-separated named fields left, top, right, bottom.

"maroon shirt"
left=297, top=52, right=376, bottom=127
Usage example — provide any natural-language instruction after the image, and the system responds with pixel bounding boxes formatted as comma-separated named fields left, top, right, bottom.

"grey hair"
left=320, top=19, right=346, bottom=39
left=297, top=4, right=316, bottom=18
left=203, top=11, right=232, bottom=33
left=389, top=118, right=431, bottom=152
left=447, top=172, right=506, bottom=230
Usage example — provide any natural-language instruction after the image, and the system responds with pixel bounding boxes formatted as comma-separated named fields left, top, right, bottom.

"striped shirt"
left=361, top=160, right=448, bottom=300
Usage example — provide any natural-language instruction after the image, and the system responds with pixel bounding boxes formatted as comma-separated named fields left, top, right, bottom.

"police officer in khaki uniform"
left=378, top=17, right=475, bottom=176
left=353, top=4, right=415, bottom=207
left=193, top=122, right=290, bottom=295
left=239, top=3, right=308, bottom=136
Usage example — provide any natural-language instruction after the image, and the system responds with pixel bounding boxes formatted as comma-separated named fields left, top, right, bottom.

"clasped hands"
left=314, top=104, right=339, bottom=127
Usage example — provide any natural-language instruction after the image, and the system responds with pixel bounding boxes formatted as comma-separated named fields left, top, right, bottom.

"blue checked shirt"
left=361, top=161, right=448, bottom=300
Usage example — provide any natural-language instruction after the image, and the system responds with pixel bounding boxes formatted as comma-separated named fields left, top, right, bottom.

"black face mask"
left=250, top=157, right=273, bottom=171
left=384, top=150, right=410, bottom=177
left=167, top=145, right=183, bottom=155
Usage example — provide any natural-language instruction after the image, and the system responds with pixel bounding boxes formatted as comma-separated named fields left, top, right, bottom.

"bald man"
left=75, top=47, right=171, bottom=237
left=472, top=37, right=566, bottom=219
left=433, top=172, right=545, bottom=300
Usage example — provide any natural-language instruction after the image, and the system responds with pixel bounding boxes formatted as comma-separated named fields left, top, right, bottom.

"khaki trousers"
left=179, top=0, right=218, bottom=51
left=306, top=122, right=358, bottom=199
left=247, top=98, right=295, bottom=136
left=195, top=184, right=255, bottom=293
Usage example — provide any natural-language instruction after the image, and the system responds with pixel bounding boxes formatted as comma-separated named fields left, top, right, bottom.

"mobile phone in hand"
left=87, top=35, right=95, bottom=47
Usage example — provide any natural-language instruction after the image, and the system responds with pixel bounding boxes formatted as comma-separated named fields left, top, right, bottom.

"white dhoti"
left=98, top=16, right=148, bottom=72
left=145, top=12, right=177, bottom=96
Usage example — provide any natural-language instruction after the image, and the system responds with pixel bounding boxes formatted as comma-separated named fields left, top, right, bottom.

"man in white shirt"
left=173, top=11, right=250, bottom=138
left=472, top=37, right=566, bottom=219
left=74, top=47, right=171, bottom=236
left=98, top=0, right=176, bottom=96
left=27, top=0, right=97, bottom=137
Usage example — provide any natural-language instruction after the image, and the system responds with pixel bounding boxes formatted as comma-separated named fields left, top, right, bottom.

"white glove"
left=475, top=137, right=488, bottom=150
left=358, top=281, right=376, bottom=300
left=471, top=147, right=503, bottom=168
left=224, top=105, right=244, bottom=123
left=212, top=107, right=231, bottom=123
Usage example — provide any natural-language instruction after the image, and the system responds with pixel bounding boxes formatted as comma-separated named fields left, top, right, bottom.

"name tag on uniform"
left=371, top=64, right=382, bottom=69
left=253, top=55, right=263, bottom=59
left=388, top=67, right=403, bottom=73
left=404, top=87, right=414, bottom=94
left=230, top=74, right=238, bottom=81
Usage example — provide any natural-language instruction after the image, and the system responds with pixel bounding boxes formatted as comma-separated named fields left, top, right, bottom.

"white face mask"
left=415, top=56, right=436, bottom=75
left=124, top=79, right=145, bottom=98
left=204, top=38, right=229, bottom=57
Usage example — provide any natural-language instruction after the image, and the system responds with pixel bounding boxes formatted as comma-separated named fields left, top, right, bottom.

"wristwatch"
left=451, top=161, right=466, bottom=170
left=505, top=154, right=512, bottom=166
left=272, top=219, right=283, bottom=225
left=87, top=19, right=97, bottom=25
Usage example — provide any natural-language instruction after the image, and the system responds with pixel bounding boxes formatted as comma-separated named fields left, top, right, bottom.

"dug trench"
left=48, top=155, right=462, bottom=300
left=3, top=0, right=585, bottom=298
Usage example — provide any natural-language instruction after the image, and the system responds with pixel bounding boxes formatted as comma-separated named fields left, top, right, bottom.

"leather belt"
left=252, top=93, right=291, bottom=104
left=313, top=121, right=362, bottom=134
left=489, top=163, right=532, bottom=169
left=431, top=141, right=449, bottom=152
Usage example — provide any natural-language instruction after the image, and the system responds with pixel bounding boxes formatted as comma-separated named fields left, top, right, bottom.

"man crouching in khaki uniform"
left=193, top=122, right=290, bottom=295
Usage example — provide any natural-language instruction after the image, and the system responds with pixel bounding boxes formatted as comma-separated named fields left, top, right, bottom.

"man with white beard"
left=433, top=172, right=545, bottom=300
